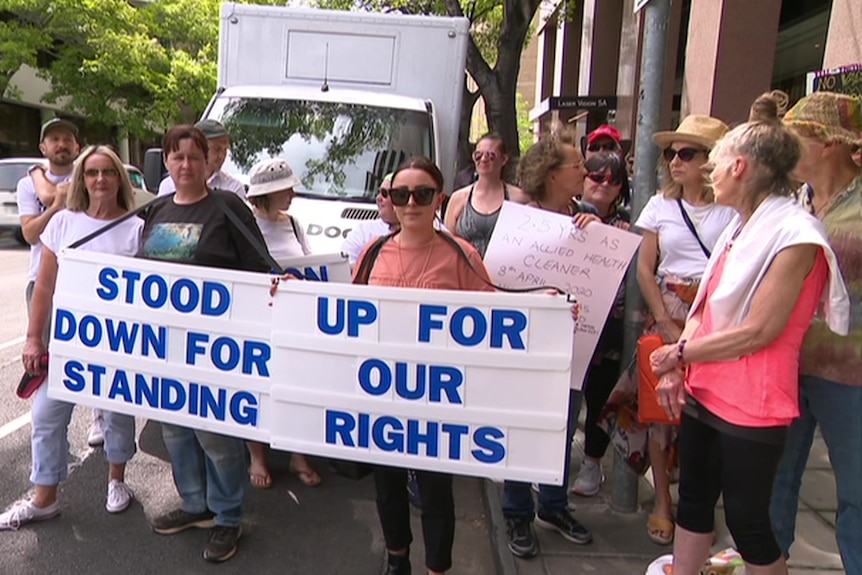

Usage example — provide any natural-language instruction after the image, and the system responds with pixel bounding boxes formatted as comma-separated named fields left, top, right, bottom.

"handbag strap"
left=68, top=194, right=169, bottom=250
left=676, top=199, right=711, bottom=259
left=209, top=192, right=286, bottom=276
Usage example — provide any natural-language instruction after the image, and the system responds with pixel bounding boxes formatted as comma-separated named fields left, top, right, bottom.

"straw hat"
left=247, top=158, right=302, bottom=198
left=652, top=115, right=729, bottom=150
left=783, top=92, right=862, bottom=146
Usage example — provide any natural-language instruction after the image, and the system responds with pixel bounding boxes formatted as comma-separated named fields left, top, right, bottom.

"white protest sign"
left=48, top=250, right=576, bottom=484
left=280, top=252, right=351, bottom=283
left=483, top=202, right=641, bottom=390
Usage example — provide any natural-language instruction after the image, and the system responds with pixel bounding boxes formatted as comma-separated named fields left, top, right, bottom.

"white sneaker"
left=0, top=500, right=60, bottom=530
left=88, top=411, right=105, bottom=447
left=571, top=460, right=605, bottom=497
left=106, top=480, right=134, bottom=514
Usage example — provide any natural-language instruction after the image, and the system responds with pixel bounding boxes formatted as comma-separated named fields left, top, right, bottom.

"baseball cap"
left=40, top=118, right=79, bottom=142
left=247, top=158, right=303, bottom=197
left=194, top=119, right=230, bottom=139
left=587, top=124, right=622, bottom=146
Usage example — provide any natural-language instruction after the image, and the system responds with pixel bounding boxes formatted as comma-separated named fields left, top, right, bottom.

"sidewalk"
left=483, top=426, right=844, bottom=575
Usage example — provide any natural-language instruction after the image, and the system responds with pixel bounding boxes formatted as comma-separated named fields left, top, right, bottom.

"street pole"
left=611, top=0, right=672, bottom=514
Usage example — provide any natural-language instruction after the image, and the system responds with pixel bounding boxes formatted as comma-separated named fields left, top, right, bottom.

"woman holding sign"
left=244, top=157, right=321, bottom=490
left=1, top=146, right=141, bottom=530
left=353, top=156, right=493, bottom=575
left=647, top=93, right=849, bottom=575
left=601, top=115, right=734, bottom=546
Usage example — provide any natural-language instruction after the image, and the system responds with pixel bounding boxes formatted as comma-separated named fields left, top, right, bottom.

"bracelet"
left=677, top=339, right=688, bottom=365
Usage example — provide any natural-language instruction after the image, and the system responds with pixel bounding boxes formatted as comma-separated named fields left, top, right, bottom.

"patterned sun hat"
left=783, top=91, right=862, bottom=145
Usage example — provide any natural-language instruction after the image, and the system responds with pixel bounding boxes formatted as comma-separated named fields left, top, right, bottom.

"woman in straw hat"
left=647, top=91, right=849, bottom=575
left=599, top=114, right=735, bottom=546
left=244, top=157, right=322, bottom=490
left=769, top=91, right=862, bottom=575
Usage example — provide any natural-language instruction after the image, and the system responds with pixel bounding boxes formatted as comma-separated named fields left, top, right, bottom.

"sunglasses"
left=84, top=168, right=120, bottom=178
left=663, top=147, right=706, bottom=162
left=472, top=150, right=499, bottom=162
left=586, top=172, right=623, bottom=186
left=382, top=186, right=439, bottom=206
left=587, top=142, right=619, bottom=152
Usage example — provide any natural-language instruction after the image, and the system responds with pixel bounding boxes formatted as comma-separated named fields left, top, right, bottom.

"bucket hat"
left=247, top=158, right=302, bottom=198
left=783, top=91, right=862, bottom=145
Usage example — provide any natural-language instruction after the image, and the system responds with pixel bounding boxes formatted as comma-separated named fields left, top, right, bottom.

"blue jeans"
left=31, top=384, right=136, bottom=485
left=771, top=375, right=862, bottom=575
left=503, top=389, right=583, bottom=519
left=161, top=423, right=248, bottom=527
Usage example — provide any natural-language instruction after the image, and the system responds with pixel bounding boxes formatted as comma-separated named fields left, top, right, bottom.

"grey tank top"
left=455, top=185, right=509, bottom=258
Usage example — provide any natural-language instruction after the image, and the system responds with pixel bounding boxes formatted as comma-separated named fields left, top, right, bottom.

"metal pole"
left=611, top=0, right=672, bottom=514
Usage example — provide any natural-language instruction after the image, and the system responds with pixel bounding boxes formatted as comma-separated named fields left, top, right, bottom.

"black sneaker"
left=152, top=508, right=215, bottom=535
left=506, top=518, right=538, bottom=558
left=385, top=552, right=411, bottom=575
left=535, top=509, right=592, bottom=544
left=203, top=525, right=242, bottom=563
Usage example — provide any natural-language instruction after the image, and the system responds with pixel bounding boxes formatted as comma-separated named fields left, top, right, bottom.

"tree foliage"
left=1, top=0, right=282, bottom=137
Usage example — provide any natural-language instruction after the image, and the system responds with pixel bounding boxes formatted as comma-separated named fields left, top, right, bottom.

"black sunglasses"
left=663, top=147, right=706, bottom=162
left=382, top=186, right=439, bottom=206
left=586, top=172, right=624, bottom=186
left=587, top=142, right=619, bottom=153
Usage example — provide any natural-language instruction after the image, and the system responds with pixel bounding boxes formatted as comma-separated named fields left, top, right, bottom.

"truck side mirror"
left=143, top=148, right=167, bottom=193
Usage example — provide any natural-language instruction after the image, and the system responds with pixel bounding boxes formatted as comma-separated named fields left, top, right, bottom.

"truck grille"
left=341, top=207, right=379, bottom=221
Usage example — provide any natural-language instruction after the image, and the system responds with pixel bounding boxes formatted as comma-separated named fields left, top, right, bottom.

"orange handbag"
left=637, top=334, right=681, bottom=425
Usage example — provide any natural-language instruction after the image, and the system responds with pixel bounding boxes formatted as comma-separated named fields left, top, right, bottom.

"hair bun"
left=749, top=90, right=790, bottom=123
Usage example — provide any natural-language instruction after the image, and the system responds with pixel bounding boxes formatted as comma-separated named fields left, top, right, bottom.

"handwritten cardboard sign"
left=484, top=202, right=641, bottom=389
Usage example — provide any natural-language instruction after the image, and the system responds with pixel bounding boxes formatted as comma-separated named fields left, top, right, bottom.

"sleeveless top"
left=455, top=184, right=510, bottom=258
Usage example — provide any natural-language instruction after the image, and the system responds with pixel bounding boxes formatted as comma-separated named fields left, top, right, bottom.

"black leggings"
left=583, top=359, right=620, bottom=459
left=374, top=466, right=455, bottom=572
left=677, top=411, right=785, bottom=566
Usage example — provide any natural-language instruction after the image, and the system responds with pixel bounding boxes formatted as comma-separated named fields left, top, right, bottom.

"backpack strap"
left=352, top=232, right=396, bottom=285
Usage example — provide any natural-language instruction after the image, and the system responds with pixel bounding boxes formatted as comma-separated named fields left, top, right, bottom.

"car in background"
left=0, top=158, right=154, bottom=246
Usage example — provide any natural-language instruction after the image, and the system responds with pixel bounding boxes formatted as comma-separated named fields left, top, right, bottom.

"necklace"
left=396, top=236, right=436, bottom=285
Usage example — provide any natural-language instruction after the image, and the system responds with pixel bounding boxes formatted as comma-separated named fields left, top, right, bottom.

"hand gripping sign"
left=48, top=249, right=575, bottom=484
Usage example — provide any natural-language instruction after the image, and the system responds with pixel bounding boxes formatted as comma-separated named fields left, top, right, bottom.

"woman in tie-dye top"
left=770, top=91, right=862, bottom=575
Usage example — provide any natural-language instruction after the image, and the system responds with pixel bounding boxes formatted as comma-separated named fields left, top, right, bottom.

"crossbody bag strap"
left=676, top=199, right=711, bottom=259
left=68, top=195, right=169, bottom=250
left=352, top=232, right=396, bottom=285
left=210, top=192, right=285, bottom=275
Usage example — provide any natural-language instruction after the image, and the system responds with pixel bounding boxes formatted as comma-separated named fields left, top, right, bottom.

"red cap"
left=587, top=124, right=622, bottom=146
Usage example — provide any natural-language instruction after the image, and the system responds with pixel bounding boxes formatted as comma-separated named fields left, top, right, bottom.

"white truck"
left=202, top=3, right=469, bottom=253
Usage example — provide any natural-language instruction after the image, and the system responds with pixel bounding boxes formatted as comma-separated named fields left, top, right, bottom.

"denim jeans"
left=771, top=375, right=862, bottom=575
left=503, top=389, right=583, bottom=519
left=161, top=423, right=248, bottom=527
left=31, top=384, right=136, bottom=485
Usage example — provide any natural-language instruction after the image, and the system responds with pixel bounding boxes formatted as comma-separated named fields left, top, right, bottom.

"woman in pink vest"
left=648, top=93, right=850, bottom=574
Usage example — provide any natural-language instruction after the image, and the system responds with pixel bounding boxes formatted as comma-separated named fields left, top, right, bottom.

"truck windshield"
left=210, top=97, right=433, bottom=203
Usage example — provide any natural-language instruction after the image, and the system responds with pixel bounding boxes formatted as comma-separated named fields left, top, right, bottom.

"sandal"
left=290, top=461, right=322, bottom=487
left=647, top=514, right=675, bottom=545
left=249, top=469, right=273, bottom=489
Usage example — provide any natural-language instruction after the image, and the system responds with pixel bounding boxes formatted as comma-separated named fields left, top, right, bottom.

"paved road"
left=0, top=235, right=496, bottom=574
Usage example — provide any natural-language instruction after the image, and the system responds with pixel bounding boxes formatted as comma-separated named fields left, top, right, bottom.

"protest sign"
left=280, top=252, right=351, bottom=283
left=48, top=249, right=576, bottom=484
left=483, top=202, right=641, bottom=390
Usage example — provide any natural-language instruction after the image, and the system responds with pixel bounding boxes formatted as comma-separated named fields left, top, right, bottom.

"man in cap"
left=157, top=119, right=246, bottom=199
left=585, top=124, right=622, bottom=159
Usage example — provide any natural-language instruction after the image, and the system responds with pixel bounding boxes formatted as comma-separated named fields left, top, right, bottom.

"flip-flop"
left=249, top=470, right=273, bottom=489
left=290, top=464, right=322, bottom=487
left=647, top=514, right=675, bottom=545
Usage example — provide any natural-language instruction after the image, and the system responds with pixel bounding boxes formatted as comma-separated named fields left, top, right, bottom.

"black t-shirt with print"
left=138, top=189, right=271, bottom=273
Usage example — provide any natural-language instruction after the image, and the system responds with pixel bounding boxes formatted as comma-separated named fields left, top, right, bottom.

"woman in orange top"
left=353, top=156, right=493, bottom=575
left=648, top=94, right=849, bottom=575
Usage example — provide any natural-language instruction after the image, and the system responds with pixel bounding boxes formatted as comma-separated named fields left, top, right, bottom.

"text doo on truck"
left=144, top=3, right=469, bottom=254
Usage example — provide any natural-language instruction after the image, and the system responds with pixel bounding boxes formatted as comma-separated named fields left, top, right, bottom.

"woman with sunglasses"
left=353, top=157, right=493, bottom=575
left=444, top=133, right=524, bottom=257
left=568, top=152, right=633, bottom=498
left=2, top=146, right=142, bottom=530
left=603, top=115, right=734, bottom=546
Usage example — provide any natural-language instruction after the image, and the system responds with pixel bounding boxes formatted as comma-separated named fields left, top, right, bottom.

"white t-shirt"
left=255, top=214, right=311, bottom=267
left=17, top=170, right=73, bottom=282
left=41, top=211, right=143, bottom=260
left=635, top=194, right=735, bottom=279
left=341, top=219, right=393, bottom=266
left=158, top=170, right=246, bottom=199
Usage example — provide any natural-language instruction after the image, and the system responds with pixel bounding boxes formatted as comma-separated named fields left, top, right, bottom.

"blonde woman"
left=1, top=146, right=142, bottom=529
left=601, top=115, right=735, bottom=546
